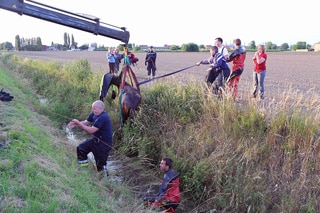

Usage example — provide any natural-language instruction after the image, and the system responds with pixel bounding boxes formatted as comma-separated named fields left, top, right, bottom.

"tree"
left=132, top=46, right=140, bottom=51
left=64, top=32, right=68, bottom=47
left=15, top=35, right=21, bottom=51
left=71, top=34, right=75, bottom=48
left=249, top=40, right=256, bottom=50
left=265, top=41, right=277, bottom=50
left=307, top=44, right=312, bottom=50
left=36, top=37, right=42, bottom=51
left=181, top=43, right=199, bottom=52
left=291, top=44, right=297, bottom=51
left=117, top=44, right=124, bottom=51
left=280, top=43, right=289, bottom=51
left=170, top=45, right=180, bottom=51
left=126, top=43, right=134, bottom=51
left=67, top=34, right=70, bottom=48
left=78, top=44, right=89, bottom=50
left=0, top=42, right=14, bottom=51
left=296, top=41, right=306, bottom=49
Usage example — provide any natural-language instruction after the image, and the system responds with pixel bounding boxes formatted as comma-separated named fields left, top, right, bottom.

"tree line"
left=0, top=32, right=78, bottom=51
left=248, top=40, right=311, bottom=51
left=0, top=34, right=313, bottom=52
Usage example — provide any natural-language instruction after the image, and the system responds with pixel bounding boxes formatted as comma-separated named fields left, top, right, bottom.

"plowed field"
left=13, top=51, right=320, bottom=102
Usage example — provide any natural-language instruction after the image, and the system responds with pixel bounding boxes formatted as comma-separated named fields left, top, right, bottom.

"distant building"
left=46, top=46, right=57, bottom=51
left=312, top=42, right=320, bottom=52
left=88, top=43, right=97, bottom=51
left=139, top=45, right=148, bottom=50
left=296, top=49, right=308, bottom=52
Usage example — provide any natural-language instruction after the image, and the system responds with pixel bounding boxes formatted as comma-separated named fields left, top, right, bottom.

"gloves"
left=145, top=61, right=147, bottom=66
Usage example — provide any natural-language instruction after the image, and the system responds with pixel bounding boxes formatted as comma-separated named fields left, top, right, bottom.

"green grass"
left=1, top=52, right=320, bottom=212
left=0, top=62, right=151, bottom=212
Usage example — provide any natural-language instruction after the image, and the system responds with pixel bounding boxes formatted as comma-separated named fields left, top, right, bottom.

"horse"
left=99, top=65, right=141, bottom=126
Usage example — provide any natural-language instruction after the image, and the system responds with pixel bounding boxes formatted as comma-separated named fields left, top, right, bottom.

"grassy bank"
left=0, top=55, right=153, bottom=212
left=1, top=52, right=320, bottom=212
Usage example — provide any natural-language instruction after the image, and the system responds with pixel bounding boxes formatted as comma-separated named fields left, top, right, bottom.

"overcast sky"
left=1, top=0, right=319, bottom=47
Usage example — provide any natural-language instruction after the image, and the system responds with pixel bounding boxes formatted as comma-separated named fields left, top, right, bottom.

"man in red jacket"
left=226, top=38, right=246, bottom=101
left=144, top=157, right=180, bottom=212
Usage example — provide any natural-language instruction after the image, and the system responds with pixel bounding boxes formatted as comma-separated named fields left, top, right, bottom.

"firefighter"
left=144, top=157, right=180, bottom=213
left=145, top=46, right=157, bottom=78
left=67, top=100, right=113, bottom=173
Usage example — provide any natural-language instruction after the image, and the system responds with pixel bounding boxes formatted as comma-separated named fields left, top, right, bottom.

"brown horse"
left=99, top=65, right=141, bottom=126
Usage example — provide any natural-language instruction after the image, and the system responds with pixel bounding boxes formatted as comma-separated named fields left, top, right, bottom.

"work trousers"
left=77, top=138, right=112, bottom=171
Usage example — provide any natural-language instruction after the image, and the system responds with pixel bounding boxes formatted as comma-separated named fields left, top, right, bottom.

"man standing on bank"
left=68, top=100, right=113, bottom=172
left=145, top=46, right=157, bottom=79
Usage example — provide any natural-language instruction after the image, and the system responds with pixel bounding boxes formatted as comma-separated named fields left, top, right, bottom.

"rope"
left=137, top=64, right=197, bottom=86
left=119, top=88, right=125, bottom=126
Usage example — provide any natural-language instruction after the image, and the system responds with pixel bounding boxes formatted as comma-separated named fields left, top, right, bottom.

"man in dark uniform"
left=68, top=100, right=113, bottom=172
left=145, top=46, right=157, bottom=79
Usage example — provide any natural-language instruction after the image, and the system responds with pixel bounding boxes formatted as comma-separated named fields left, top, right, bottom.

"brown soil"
left=13, top=51, right=320, bottom=99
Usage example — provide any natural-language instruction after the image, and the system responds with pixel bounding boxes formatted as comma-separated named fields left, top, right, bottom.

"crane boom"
left=0, top=0, right=130, bottom=44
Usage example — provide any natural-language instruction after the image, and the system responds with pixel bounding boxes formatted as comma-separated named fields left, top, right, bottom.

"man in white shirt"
left=215, top=37, right=230, bottom=90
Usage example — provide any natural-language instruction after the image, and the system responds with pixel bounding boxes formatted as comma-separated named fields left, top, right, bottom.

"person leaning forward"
left=196, top=46, right=229, bottom=94
left=226, top=38, right=246, bottom=101
left=67, top=100, right=113, bottom=172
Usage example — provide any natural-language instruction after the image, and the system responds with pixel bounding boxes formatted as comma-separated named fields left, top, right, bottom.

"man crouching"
left=144, top=157, right=180, bottom=213
left=68, top=100, right=113, bottom=172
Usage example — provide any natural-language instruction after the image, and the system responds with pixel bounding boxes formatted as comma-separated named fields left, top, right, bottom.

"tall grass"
left=1, top=53, right=320, bottom=212
left=0, top=61, right=150, bottom=212
left=0, top=53, right=121, bottom=127
left=125, top=79, right=320, bottom=212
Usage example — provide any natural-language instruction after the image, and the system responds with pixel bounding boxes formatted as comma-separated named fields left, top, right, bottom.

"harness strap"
left=119, top=88, right=125, bottom=126
left=120, top=64, right=140, bottom=92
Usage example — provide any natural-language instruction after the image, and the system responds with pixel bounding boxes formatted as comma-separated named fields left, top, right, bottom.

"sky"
left=0, top=0, right=319, bottom=48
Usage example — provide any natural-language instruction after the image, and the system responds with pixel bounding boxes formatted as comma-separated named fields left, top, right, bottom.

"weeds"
left=1, top=53, right=320, bottom=212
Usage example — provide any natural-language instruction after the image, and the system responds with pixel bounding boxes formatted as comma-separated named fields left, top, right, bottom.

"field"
left=13, top=51, right=320, bottom=102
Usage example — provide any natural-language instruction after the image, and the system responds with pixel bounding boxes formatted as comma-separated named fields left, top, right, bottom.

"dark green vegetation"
left=1, top=53, right=320, bottom=212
